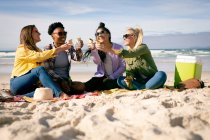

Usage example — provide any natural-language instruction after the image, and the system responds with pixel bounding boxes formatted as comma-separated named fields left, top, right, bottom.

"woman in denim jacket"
left=44, top=22, right=85, bottom=95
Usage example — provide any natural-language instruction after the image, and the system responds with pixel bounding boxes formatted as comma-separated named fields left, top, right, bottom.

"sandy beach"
left=0, top=72, right=210, bottom=140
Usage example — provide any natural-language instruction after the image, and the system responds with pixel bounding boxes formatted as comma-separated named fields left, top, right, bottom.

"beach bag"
left=176, top=78, right=204, bottom=89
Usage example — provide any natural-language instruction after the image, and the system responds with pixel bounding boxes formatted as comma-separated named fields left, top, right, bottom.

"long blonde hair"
left=127, top=26, right=143, bottom=49
left=20, top=25, right=41, bottom=52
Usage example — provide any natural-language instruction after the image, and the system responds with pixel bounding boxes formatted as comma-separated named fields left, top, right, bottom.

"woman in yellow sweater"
left=10, top=25, right=71, bottom=99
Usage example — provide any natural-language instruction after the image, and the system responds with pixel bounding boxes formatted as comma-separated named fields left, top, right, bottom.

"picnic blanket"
left=0, top=89, right=100, bottom=103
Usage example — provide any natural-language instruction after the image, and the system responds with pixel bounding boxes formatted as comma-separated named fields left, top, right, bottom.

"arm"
left=91, top=49, right=102, bottom=64
left=98, top=44, right=150, bottom=58
left=87, top=40, right=102, bottom=64
left=118, top=44, right=150, bottom=58
left=18, top=43, right=72, bottom=63
left=109, top=56, right=126, bottom=79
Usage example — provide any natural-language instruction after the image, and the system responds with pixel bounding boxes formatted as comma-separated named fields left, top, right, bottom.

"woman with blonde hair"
left=10, top=25, right=71, bottom=98
left=97, top=26, right=167, bottom=90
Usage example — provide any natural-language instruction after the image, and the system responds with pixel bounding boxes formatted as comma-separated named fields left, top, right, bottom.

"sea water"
left=0, top=49, right=210, bottom=75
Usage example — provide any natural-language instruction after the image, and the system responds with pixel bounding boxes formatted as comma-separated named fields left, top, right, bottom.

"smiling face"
left=32, top=27, right=41, bottom=43
left=95, top=28, right=110, bottom=43
left=51, top=27, right=67, bottom=45
left=123, top=29, right=136, bottom=48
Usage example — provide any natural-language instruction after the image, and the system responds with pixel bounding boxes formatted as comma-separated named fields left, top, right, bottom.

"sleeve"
left=109, top=56, right=126, bottom=79
left=119, top=44, right=150, bottom=58
left=17, top=48, right=56, bottom=63
left=91, top=49, right=102, bottom=64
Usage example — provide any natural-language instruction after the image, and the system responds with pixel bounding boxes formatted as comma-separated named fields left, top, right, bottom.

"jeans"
left=10, top=66, right=63, bottom=97
left=119, top=71, right=167, bottom=90
left=144, top=71, right=167, bottom=89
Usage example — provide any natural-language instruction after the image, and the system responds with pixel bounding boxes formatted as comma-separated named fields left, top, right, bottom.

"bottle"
left=75, top=37, right=82, bottom=49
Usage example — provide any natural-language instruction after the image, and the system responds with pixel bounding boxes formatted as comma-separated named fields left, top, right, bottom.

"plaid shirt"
left=43, top=44, right=83, bottom=82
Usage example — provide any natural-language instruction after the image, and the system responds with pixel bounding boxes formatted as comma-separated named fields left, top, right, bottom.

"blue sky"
left=0, top=0, right=210, bottom=50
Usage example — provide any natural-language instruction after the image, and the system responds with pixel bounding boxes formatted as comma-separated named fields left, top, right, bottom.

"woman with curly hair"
left=43, top=22, right=85, bottom=95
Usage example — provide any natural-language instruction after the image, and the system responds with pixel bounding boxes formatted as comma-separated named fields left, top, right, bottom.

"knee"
left=36, top=66, right=45, bottom=71
left=156, top=71, right=167, bottom=82
left=34, top=66, right=47, bottom=73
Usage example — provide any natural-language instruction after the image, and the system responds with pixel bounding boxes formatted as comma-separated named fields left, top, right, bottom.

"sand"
left=0, top=72, right=210, bottom=140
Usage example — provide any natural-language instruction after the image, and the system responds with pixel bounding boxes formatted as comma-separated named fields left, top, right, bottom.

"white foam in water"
left=0, top=49, right=210, bottom=73
left=0, top=52, right=15, bottom=58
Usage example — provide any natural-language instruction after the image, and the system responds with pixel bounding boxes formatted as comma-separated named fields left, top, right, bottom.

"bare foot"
left=60, top=92, right=69, bottom=100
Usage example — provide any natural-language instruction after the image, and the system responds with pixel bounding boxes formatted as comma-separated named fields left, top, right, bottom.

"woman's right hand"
left=55, top=42, right=72, bottom=54
left=60, top=43, right=72, bottom=50
left=88, top=39, right=95, bottom=50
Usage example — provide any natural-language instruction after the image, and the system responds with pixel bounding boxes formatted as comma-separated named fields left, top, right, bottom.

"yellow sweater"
left=11, top=44, right=56, bottom=78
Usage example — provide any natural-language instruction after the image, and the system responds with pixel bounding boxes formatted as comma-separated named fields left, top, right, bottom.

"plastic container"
left=174, top=55, right=202, bottom=86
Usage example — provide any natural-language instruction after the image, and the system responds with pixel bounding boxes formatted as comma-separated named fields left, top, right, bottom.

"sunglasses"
left=95, top=30, right=106, bottom=36
left=53, top=31, right=67, bottom=36
left=123, top=34, right=134, bottom=39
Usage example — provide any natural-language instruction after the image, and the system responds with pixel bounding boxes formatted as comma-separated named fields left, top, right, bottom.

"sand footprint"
left=169, top=115, right=204, bottom=140
left=161, top=98, right=178, bottom=108
left=142, top=93, right=159, bottom=99
left=38, top=115, right=55, bottom=128
left=105, top=107, right=117, bottom=121
left=0, top=116, right=19, bottom=125
left=170, top=116, right=184, bottom=127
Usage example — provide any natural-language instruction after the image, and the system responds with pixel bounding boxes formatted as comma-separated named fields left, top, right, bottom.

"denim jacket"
left=43, top=44, right=82, bottom=82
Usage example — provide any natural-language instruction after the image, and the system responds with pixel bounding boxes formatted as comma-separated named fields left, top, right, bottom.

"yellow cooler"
left=174, top=55, right=202, bottom=86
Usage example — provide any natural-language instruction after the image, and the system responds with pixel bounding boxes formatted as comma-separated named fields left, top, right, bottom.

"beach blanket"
left=0, top=89, right=26, bottom=102
left=0, top=89, right=100, bottom=103
left=23, top=91, right=100, bottom=103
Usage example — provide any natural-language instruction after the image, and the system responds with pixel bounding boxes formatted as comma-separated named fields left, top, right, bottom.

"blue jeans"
left=10, top=66, right=63, bottom=97
left=118, top=71, right=167, bottom=90
left=144, top=71, right=167, bottom=89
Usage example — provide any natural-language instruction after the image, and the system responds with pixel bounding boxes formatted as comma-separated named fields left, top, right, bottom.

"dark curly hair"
left=48, top=22, right=64, bottom=35
left=83, top=22, right=111, bottom=62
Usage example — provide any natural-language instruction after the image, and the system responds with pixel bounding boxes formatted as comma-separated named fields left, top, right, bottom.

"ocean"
left=0, top=49, right=210, bottom=75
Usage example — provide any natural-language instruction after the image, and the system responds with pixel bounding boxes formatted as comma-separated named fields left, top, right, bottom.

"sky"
left=0, top=0, right=210, bottom=50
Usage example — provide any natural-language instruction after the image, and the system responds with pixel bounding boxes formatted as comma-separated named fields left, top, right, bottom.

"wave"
left=0, top=51, right=15, bottom=58
left=1, top=49, right=210, bottom=59
left=151, top=49, right=210, bottom=58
